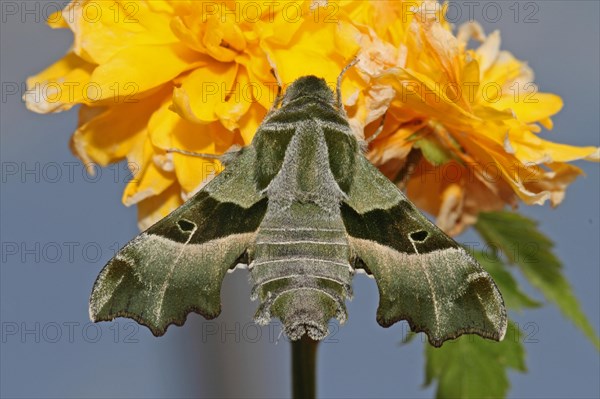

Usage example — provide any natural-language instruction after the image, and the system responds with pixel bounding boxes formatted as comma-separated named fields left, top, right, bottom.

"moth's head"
left=281, top=76, right=335, bottom=106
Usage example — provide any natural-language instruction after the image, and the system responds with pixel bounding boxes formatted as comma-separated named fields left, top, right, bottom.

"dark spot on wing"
left=410, top=230, right=428, bottom=242
left=177, top=219, right=196, bottom=232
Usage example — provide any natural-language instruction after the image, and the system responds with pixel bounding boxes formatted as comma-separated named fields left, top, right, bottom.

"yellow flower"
left=26, top=0, right=360, bottom=228
left=26, top=0, right=598, bottom=234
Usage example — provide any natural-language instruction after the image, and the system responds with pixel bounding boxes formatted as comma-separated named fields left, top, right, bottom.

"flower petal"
left=122, top=139, right=175, bottom=207
left=136, top=182, right=182, bottom=231
left=214, top=67, right=253, bottom=131
left=89, top=43, right=203, bottom=101
left=509, top=127, right=600, bottom=164
left=171, top=62, right=238, bottom=123
left=494, top=92, right=563, bottom=124
left=62, top=0, right=178, bottom=64
left=148, top=99, right=239, bottom=193
left=237, top=101, right=268, bottom=144
left=263, top=13, right=360, bottom=85
left=523, top=162, right=584, bottom=206
left=25, top=53, right=95, bottom=113
left=70, top=88, right=169, bottom=166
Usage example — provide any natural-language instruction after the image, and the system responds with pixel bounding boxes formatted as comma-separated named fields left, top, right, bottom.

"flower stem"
left=291, top=336, right=319, bottom=399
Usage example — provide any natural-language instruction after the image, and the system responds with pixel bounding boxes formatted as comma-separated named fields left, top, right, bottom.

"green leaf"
left=472, top=251, right=541, bottom=310
left=476, top=211, right=600, bottom=349
left=424, top=321, right=526, bottom=399
left=413, top=136, right=456, bottom=166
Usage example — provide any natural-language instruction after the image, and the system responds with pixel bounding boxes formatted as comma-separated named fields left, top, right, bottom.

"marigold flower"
left=25, top=0, right=598, bottom=234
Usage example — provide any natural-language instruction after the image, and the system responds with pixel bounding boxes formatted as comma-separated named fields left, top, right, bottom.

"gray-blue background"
left=1, top=1, right=598, bottom=398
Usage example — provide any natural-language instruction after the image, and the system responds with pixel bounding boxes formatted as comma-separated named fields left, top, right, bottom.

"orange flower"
left=356, top=7, right=598, bottom=234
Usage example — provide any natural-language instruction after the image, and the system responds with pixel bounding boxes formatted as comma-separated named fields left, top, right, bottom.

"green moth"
left=89, top=75, right=507, bottom=347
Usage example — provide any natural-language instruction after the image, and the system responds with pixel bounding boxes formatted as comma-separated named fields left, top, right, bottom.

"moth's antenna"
left=366, top=112, right=387, bottom=144
left=166, top=148, right=223, bottom=160
left=336, top=56, right=359, bottom=108
left=271, top=68, right=283, bottom=99
left=393, top=148, right=421, bottom=189
left=166, top=145, right=242, bottom=166
left=268, top=54, right=284, bottom=112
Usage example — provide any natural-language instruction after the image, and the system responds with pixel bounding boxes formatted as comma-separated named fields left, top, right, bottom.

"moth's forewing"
left=89, top=146, right=267, bottom=336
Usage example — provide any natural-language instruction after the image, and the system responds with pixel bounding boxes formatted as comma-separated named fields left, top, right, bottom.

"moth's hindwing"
left=342, top=155, right=507, bottom=347
left=89, top=146, right=267, bottom=336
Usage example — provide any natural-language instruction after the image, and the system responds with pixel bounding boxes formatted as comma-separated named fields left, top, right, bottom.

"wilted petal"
left=524, top=163, right=585, bottom=206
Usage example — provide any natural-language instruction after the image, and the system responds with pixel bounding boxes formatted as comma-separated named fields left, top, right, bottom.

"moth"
left=90, top=74, right=507, bottom=347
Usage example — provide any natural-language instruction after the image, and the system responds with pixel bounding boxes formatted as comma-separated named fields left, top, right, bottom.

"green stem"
left=291, top=336, right=319, bottom=399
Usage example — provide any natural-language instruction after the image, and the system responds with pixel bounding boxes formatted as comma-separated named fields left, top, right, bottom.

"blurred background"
left=1, top=1, right=598, bottom=398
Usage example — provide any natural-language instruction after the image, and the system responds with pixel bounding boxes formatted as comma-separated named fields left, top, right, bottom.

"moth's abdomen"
left=249, top=110, right=355, bottom=340
left=250, top=208, right=353, bottom=340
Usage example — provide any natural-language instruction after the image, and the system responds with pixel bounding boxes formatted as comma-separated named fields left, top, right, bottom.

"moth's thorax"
left=253, top=78, right=359, bottom=197
left=280, top=76, right=336, bottom=107
left=265, top=119, right=344, bottom=212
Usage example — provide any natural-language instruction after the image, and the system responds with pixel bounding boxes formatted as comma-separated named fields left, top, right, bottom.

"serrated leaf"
left=476, top=211, right=600, bottom=349
left=424, top=321, right=526, bottom=399
left=472, top=250, right=541, bottom=310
